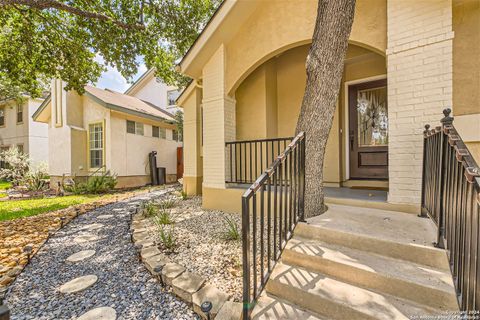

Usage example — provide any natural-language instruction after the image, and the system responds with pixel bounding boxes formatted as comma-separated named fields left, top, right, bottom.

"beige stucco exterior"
left=0, top=97, right=49, bottom=167
left=35, top=81, right=181, bottom=188
left=178, top=0, right=480, bottom=213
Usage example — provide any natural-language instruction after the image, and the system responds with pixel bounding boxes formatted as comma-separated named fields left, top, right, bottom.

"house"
left=178, top=0, right=479, bottom=213
left=176, top=0, right=480, bottom=318
left=32, top=79, right=182, bottom=188
left=125, top=68, right=182, bottom=116
left=0, top=96, right=48, bottom=167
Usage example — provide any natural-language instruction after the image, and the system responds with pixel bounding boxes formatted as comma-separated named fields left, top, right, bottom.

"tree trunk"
left=296, top=0, right=356, bottom=218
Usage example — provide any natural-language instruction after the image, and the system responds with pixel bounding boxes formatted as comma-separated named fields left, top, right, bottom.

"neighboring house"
left=125, top=68, right=182, bottom=116
left=0, top=96, right=48, bottom=167
left=33, top=80, right=182, bottom=188
left=177, top=0, right=480, bottom=213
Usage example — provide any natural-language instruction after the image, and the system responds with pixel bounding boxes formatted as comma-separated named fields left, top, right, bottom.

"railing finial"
left=441, top=108, right=453, bottom=125
left=424, top=124, right=430, bottom=136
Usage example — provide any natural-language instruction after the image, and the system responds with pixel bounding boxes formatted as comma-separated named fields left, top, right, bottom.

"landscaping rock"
left=215, top=301, right=243, bottom=320
left=161, top=263, right=186, bottom=286
left=192, top=285, right=230, bottom=319
left=172, top=272, right=205, bottom=303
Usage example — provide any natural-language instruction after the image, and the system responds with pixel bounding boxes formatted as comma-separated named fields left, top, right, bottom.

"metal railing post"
left=241, top=195, right=251, bottom=320
left=420, top=124, right=430, bottom=218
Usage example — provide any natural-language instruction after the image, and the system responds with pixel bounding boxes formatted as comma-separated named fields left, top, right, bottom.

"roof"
left=84, top=86, right=175, bottom=122
left=124, top=68, right=155, bottom=95
left=33, top=86, right=176, bottom=123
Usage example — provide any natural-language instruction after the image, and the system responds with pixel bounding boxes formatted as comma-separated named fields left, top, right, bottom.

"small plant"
left=223, top=216, right=240, bottom=241
left=158, top=225, right=176, bottom=252
left=158, top=198, right=177, bottom=210
left=180, top=190, right=188, bottom=200
left=23, top=163, right=49, bottom=191
left=65, top=171, right=117, bottom=195
left=143, top=201, right=158, bottom=217
left=153, top=208, right=174, bottom=225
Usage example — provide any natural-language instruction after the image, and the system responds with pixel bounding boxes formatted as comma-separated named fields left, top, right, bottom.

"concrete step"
left=283, top=237, right=458, bottom=310
left=294, top=222, right=449, bottom=270
left=252, top=293, right=326, bottom=320
left=266, top=262, right=442, bottom=320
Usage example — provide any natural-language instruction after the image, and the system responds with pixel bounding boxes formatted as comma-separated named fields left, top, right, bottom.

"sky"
left=93, top=55, right=148, bottom=93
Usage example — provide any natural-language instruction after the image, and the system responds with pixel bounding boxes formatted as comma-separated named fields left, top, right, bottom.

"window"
left=89, top=123, right=104, bottom=168
left=160, top=127, right=166, bottom=139
left=0, top=146, right=9, bottom=169
left=16, top=144, right=23, bottom=154
left=167, top=90, right=180, bottom=106
left=126, top=120, right=144, bottom=135
left=127, top=120, right=136, bottom=134
left=152, top=126, right=159, bottom=138
left=0, top=107, right=4, bottom=127
left=172, top=129, right=178, bottom=141
left=16, top=105, right=23, bottom=124
left=135, top=122, right=144, bottom=135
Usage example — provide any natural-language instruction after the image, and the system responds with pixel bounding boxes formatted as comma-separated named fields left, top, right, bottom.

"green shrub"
left=158, top=225, right=176, bottom=251
left=66, top=171, right=117, bottom=194
left=223, top=216, right=240, bottom=241
left=24, top=164, right=49, bottom=191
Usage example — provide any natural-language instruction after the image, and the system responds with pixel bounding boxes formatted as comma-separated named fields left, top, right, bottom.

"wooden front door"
left=177, top=147, right=184, bottom=179
left=348, top=79, right=388, bottom=179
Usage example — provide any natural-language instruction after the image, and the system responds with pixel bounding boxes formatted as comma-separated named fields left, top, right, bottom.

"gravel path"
left=5, top=189, right=197, bottom=320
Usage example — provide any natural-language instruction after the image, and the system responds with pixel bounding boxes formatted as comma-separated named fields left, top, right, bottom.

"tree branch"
left=0, top=0, right=145, bottom=30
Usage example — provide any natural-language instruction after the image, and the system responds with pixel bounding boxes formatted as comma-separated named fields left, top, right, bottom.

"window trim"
left=16, top=104, right=23, bottom=124
left=167, top=89, right=180, bottom=106
left=87, top=121, right=106, bottom=171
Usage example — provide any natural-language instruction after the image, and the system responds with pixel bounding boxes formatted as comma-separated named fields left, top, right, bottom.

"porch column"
left=387, top=0, right=453, bottom=208
left=202, top=44, right=236, bottom=190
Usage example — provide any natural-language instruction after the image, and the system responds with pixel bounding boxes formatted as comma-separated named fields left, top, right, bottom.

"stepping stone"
left=81, top=223, right=104, bottom=231
left=74, top=234, right=99, bottom=243
left=66, top=250, right=96, bottom=262
left=77, top=307, right=117, bottom=320
left=59, top=275, right=98, bottom=293
left=161, top=263, right=186, bottom=286
left=172, top=271, right=205, bottom=303
left=98, top=215, right=114, bottom=219
left=192, top=285, right=230, bottom=319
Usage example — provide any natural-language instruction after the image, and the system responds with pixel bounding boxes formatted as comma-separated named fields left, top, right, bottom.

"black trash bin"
left=157, top=167, right=166, bottom=185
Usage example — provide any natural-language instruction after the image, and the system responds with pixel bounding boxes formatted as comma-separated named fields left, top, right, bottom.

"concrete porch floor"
left=307, top=203, right=436, bottom=247
left=325, top=187, right=387, bottom=203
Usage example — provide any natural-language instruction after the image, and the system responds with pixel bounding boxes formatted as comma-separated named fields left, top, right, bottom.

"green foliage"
left=158, top=198, right=177, bottom=210
left=24, top=163, right=49, bottom=191
left=0, top=180, right=12, bottom=191
left=158, top=225, right=176, bottom=251
left=143, top=201, right=158, bottom=217
left=174, top=111, right=183, bottom=141
left=0, top=0, right=220, bottom=100
left=180, top=190, right=188, bottom=200
left=222, top=216, right=240, bottom=241
left=0, top=147, right=30, bottom=186
left=65, top=171, right=117, bottom=194
left=154, top=208, right=174, bottom=225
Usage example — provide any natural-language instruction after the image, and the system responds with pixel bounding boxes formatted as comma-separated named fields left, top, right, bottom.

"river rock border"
left=131, top=209, right=242, bottom=320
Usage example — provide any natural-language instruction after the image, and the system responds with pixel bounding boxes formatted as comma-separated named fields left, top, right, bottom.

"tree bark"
left=296, top=0, right=356, bottom=218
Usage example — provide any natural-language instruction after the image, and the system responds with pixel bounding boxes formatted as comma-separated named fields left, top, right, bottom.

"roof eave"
left=32, top=94, right=51, bottom=122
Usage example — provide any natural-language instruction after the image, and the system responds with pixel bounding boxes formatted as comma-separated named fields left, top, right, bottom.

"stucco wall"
left=225, top=0, right=387, bottom=95
left=129, top=74, right=177, bottom=109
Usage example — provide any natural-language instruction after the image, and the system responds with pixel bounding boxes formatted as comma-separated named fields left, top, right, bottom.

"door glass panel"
left=356, top=86, right=388, bottom=146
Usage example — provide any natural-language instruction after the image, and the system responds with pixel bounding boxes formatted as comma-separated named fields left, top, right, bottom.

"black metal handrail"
left=241, top=131, right=305, bottom=319
left=421, top=108, right=480, bottom=311
left=226, top=137, right=293, bottom=185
